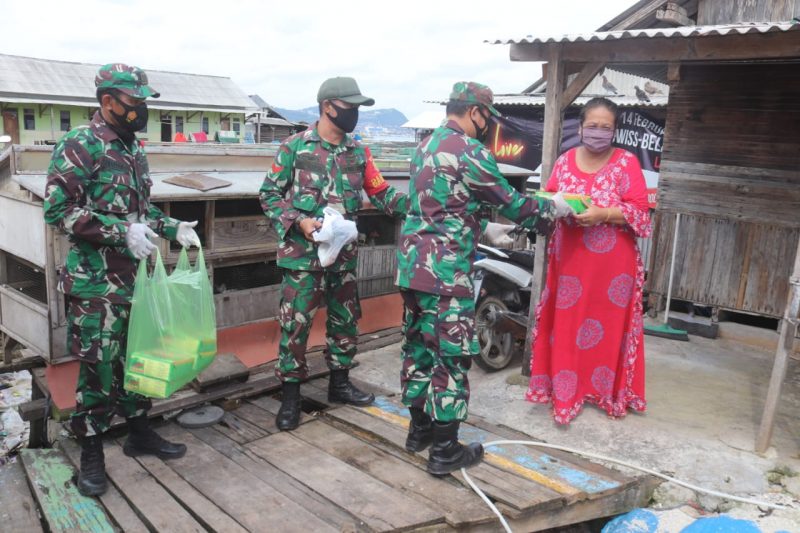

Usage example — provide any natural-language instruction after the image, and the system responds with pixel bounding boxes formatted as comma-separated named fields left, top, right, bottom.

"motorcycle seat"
left=505, top=250, right=535, bottom=270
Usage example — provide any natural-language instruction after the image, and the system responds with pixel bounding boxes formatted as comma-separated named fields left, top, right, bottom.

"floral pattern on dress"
left=556, top=275, right=582, bottom=309
left=608, top=273, right=634, bottom=308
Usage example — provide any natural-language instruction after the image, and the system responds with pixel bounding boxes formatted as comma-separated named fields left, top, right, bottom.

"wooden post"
left=522, top=46, right=566, bottom=376
left=755, top=235, right=800, bottom=453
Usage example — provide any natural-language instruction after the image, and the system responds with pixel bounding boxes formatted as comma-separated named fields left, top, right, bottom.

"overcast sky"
left=1, top=0, right=636, bottom=119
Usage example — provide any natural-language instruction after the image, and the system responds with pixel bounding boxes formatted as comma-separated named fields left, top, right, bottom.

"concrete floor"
left=350, top=328, right=800, bottom=531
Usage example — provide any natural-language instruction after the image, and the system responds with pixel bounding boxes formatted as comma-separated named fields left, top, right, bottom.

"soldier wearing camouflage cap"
left=396, top=82, right=574, bottom=476
left=259, top=77, right=408, bottom=431
left=44, top=63, right=202, bottom=497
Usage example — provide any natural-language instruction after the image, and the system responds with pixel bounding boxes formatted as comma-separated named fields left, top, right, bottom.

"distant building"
left=246, top=94, right=305, bottom=143
left=0, top=54, right=257, bottom=145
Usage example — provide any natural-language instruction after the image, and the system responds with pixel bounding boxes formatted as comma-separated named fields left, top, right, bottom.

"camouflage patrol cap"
left=449, top=81, right=500, bottom=117
left=95, top=63, right=160, bottom=99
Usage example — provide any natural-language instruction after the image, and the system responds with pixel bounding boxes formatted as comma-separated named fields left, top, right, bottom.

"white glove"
left=551, top=191, right=575, bottom=218
left=177, top=221, right=201, bottom=248
left=125, top=223, right=158, bottom=260
left=484, top=222, right=516, bottom=248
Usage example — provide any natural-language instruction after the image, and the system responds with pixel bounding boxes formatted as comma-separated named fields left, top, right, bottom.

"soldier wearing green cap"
left=260, top=77, right=408, bottom=431
left=396, top=82, right=574, bottom=476
left=43, top=63, right=202, bottom=497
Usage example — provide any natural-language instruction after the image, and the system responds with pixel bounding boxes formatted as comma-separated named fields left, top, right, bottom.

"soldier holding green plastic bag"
left=43, top=63, right=201, bottom=497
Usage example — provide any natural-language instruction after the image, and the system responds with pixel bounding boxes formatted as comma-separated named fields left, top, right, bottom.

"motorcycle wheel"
left=475, top=296, right=516, bottom=372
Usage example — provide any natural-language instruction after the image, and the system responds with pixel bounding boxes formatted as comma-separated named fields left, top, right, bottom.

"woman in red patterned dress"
left=526, top=98, right=652, bottom=424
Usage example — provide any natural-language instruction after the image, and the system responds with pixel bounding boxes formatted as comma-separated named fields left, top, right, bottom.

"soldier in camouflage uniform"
left=397, top=82, right=574, bottom=476
left=260, top=77, right=407, bottom=431
left=43, top=64, right=201, bottom=497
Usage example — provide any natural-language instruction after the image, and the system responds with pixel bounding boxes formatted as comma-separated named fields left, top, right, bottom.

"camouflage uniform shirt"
left=44, top=112, right=180, bottom=304
left=397, top=119, right=555, bottom=298
left=260, top=123, right=407, bottom=272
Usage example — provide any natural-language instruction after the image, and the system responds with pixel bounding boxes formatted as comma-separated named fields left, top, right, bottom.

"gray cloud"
left=1, top=0, right=636, bottom=117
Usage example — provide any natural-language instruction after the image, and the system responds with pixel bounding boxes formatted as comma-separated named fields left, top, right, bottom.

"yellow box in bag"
left=124, top=373, right=170, bottom=398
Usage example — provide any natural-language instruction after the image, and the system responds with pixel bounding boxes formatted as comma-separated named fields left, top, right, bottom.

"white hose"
left=462, top=439, right=787, bottom=533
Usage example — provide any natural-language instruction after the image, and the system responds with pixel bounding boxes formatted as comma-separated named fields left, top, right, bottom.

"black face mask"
left=471, top=110, right=491, bottom=144
left=110, top=94, right=149, bottom=133
left=326, top=101, right=359, bottom=133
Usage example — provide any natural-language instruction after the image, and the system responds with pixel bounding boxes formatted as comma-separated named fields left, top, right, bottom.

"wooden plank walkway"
left=4, top=378, right=659, bottom=532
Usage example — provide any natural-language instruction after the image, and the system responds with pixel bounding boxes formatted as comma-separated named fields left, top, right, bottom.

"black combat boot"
left=276, top=381, right=302, bottom=431
left=328, top=369, right=375, bottom=406
left=405, top=407, right=434, bottom=452
left=76, top=435, right=108, bottom=496
left=123, top=415, right=187, bottom=459
left=426, top=420, right=484, bottom=477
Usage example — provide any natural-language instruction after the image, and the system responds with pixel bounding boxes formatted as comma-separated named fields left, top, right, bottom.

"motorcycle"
left=473, top=228, right=536, bottom=372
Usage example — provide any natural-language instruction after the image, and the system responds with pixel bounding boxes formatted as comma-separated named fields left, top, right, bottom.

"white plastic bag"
left=313, top=207, right=358, bottom=267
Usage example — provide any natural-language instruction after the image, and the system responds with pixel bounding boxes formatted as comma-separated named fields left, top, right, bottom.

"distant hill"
left=273, top=106, right=410, bottom=139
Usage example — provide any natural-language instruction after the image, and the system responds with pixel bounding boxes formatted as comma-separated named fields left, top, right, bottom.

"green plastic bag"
left=124, top=247, right=217, bottom=398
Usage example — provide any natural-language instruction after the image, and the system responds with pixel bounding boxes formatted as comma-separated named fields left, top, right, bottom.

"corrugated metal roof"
left=401, top=110, right=445, bottom=129
left=488, top=21, right=800, bottom=45
left=0, top=54, right=257, bottom=112
left=525, top=67, right=668, bottom=104
left=494, top=93, right=667, bottom=107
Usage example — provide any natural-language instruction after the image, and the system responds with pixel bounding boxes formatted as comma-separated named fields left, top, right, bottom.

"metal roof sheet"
left=488, top=21, right=800, bottom=45
left=0, top=54, right=258, bottom=112
left=401, top=110, right=446, bottom=129
left=494, top=93, right=667, bottom=108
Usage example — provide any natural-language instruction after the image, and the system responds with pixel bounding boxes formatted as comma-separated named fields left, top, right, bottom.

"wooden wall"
left=648, top=63, right=800, bottom=317
left=698, top=0, right=800, bottom=24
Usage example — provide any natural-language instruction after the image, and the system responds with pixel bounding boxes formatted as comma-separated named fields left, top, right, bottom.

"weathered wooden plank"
left=125, top=448, right=248, bottom=533
left=243, top=395, right=315, bottom=428
left=157, top=423, right=338, bottom=532
left=190, top=425, right=369, bottom=531
left=466, top=416, right=640, bottom=489
left=324, top=404, right=566, bottom=513
left=291, top=417, right=497, bottom=529
left=19, top=448, right=116, bottom=533
left=0, top=459, right=44, bottom=532
left=248, top=430, right=444, bottom=531
left=61, top=439, right=149, bottom=533
left=501, top=476, right=661, bottom=533
left=215, top=410, right=271, bottom=444
left=103, top=443, right=206, bottom=533
left=192, top=354, right=250, bottom=392
left=366, top=395, right=623, bottom=499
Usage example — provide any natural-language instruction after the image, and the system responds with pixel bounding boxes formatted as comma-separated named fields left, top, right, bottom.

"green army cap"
left=317, top=77, right=374, bottom=106
left=449, top=81, right=500, bottom=117
left=95, top=63, right=160, bottom=99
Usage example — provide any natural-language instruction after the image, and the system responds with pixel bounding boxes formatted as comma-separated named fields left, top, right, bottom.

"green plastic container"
left=534, top=191, right=591, bottom=214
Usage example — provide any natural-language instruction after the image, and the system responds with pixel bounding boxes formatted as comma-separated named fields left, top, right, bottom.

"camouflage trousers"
left=68, top=297, right=150, bottom=438
left=400, top=289, right=478, bottom=422
left=277, top=269, right=361, bottom=382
